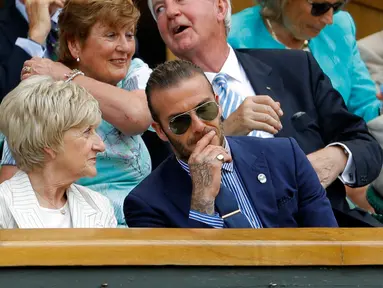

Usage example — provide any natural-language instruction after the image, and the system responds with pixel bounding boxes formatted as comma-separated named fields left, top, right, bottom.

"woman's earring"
left=76, top=57, right=80, bottom=62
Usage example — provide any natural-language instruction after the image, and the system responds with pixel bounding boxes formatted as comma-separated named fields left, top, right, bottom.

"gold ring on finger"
left=22, top=66, right=32, bottom=73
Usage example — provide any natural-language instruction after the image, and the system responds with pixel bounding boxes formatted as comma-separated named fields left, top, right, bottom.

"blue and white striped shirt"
left=177, top=138, right=263, bottom=229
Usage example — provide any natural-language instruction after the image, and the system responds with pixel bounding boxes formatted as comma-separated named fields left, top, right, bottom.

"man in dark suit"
left=0, top=0, right=64, bottom=100
left=147, top=0, right=383, bottom=226
left=124, top=59, right=338, bottom=228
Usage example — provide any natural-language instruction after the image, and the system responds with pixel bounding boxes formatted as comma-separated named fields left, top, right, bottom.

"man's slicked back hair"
left=146, top=60, right=214, bottom=121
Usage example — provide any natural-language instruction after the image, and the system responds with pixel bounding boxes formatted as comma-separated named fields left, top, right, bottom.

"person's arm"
left=71, top=75, right=152, bottom=135
left=22, top=58, right=152, bottom=136
left=290, top=138, right=338, bottom=227
left=345, top=12, right=381, bottom=123
left=306, top=52, right=383, bottom=187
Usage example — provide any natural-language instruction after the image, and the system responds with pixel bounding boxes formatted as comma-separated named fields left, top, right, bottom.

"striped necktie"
left=212, top=73, right=242, bottom=120
left=213, top=73, right=258, bottom=137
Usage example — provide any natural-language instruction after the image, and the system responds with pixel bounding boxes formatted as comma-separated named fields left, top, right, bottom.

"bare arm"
left=22, top=58, right=152, bottom=136
left=71, top=75, right=152, bottom=135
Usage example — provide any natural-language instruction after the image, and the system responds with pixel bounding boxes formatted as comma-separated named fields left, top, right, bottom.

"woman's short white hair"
left=0, top=76, right=102, bottom=172
left=147, top=0, right=232, bottom=35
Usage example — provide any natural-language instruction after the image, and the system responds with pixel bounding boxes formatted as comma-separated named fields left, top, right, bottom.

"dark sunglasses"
left=168, top=101, right=219, bottom=135
left=307, top=0, right=346, bottom=17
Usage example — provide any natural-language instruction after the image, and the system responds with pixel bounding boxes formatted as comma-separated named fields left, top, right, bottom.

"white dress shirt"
left=204, top=45, right=355, bottom=184
left=15, top=0, right=61, bottom=58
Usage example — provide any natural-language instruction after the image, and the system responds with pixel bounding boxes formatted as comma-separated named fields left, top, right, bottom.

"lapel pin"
left=258, top=173, right=267, bottom=184
left=266, top=86, right=272, bottom=91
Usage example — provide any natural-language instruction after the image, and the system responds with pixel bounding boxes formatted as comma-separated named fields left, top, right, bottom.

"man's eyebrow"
left=168, top=98, right=212, bottom=120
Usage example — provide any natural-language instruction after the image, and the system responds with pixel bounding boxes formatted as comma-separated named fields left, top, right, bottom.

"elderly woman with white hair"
left=0, top=76, right=117, bottom=228
left=228, top=0, right=381, bottom=124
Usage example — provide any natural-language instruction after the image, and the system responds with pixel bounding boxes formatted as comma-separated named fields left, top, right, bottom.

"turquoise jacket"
left=228, top=5, right=380, bottom=123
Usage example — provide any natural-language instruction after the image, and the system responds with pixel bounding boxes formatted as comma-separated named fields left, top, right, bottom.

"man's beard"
left=163, top=120, right=224, bottom=162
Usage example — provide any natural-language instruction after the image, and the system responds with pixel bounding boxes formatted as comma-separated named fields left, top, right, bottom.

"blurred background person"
left=1, top=0, right=154, bottom=226
left=0, top=76, right=117, bottom=229
left=358, top=30, right=383, bottom=95
left=229, top=0, right=381, bottom=124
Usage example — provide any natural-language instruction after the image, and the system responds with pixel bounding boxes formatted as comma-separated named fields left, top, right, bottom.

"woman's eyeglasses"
left=307, top=0, right=346, bottom=17
left=168, top=101, right=219, bottom=135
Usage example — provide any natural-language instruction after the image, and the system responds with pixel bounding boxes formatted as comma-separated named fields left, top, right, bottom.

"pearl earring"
left=76, top=57, right=80, bottom=62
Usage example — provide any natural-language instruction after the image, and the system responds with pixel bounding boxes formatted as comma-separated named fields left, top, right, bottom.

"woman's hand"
left=21, top=57, right=72, bottom=81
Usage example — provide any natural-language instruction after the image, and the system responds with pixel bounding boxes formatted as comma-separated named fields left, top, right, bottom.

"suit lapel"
left=9, top=171, right=45, bottom=228
left=228, top=138, right=279, bottom=227
left=234, top=49, right=295, bottom=138
left=67, top=185, right=100, bottom=228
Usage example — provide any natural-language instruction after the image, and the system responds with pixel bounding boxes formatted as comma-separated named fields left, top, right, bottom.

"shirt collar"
left=177, top=137, right=234, bottom=175
left=205, top=45, right=243, bottom=85
left=15, top=0, right=61, bottom=24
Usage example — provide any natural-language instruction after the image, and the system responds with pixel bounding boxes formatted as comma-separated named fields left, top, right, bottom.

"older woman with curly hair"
left=0, top=0, right=156, bottom=226
left=0, top=76, right=117, bottom=228
left=228, top=0, right=381, bottom=124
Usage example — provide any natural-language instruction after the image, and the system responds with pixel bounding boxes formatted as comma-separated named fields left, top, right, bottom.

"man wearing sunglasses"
left=124, top=59, right=338, bottom=228
left=146, top=0, right=383, bottom=227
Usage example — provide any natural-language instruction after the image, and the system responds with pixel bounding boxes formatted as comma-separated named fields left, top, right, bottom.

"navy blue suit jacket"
left=0, top=2, right=31, bottom=99
left=124, top=137, right=338, bottom=228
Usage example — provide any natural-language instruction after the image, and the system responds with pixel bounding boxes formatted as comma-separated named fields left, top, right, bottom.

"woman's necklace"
left=265, top=18, right=309, bottom=50
left=34, top=190, right=67, bottom=215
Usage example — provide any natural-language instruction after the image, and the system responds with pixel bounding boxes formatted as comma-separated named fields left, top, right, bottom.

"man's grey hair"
left=147, top=0, right=232, bottom=35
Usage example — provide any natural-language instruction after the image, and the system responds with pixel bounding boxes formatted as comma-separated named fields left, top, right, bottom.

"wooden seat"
left=1, top=228, right=383, bottom=287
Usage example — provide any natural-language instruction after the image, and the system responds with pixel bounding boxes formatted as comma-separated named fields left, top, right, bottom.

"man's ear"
left=152, top=122, right=169, bottom=142
left=215, top=0, right=229, bottom=22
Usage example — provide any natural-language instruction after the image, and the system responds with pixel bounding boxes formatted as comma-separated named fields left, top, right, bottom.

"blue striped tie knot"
left=212, top=73, right=240, bottom=120
left=213, top=73, right=229, bottom=90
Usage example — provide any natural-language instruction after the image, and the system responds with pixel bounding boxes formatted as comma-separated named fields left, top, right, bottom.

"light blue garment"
left=228, top=6, right=380, bottom=123
left=1, top=58, right=152, bottom=226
